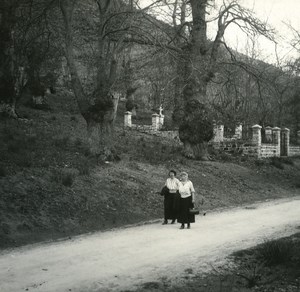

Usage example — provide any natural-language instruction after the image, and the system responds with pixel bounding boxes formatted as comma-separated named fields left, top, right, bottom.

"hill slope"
left=0, top=92, right=300, bottom=249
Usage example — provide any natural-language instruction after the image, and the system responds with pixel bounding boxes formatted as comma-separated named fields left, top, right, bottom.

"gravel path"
left=0, top=196, right=300, bottom=292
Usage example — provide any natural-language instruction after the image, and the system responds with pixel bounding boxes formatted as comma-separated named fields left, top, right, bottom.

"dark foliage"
left=258, top=239, right=293, bottom=266
left=178, top=100, right=214, bottom=145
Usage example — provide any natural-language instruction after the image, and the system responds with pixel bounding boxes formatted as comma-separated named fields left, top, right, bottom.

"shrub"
left=280, top=157, right=294, bottom=165
left=15, top=153, right=32, bottom=167
left=53, top=136, right=70, bottom=148
left=0, top=166, right=6, bottom=177
left=7, top=140, right=22, bottom=153
left=178, top=100, right=214, bottom=146
left=270, top=157, right=284, bottom=169
left=62, top=173, right=74, bottom=187
left=258, top=239, right=293, bottom=266
left=137, top=142, right=181, bottom=165
left=2, top=127, right=15, bottom=140
left=83, top=146, right=92, bottom=157
left=255, top=159, right=266, bottom=166
left=76, top=159, right=90, bottom=175
left=236, top=262, right=264, bottom=288
left=51, top=168, right=76, bottom=187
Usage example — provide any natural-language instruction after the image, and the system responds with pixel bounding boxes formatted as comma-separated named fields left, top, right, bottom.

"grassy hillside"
left=0, top=91, right=300, bottom=249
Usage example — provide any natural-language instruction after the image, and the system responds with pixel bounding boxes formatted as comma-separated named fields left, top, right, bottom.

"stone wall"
left=261, top=145, right=280, bottom=158
left=289, top=146, right=300, bottom=157
left=124, top=111, right=300, bottom=158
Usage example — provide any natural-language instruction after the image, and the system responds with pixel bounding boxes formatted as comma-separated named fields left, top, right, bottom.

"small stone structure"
left=213, top=125, right=224, bottom=142
left=124, top=111, right=132, bottom=128
left=125, top=109, right=165, bottom=132
left=152, top=113, right=160, bottom=131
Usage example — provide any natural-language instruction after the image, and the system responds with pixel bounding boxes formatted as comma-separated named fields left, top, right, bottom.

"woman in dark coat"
left=177, top=172, right=196, bottom=229
left=162, top=170, right=180, bottom=225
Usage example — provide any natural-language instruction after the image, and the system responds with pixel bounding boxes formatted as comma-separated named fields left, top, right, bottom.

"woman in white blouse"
left=178, top=172, right=196, bottom=229
left=162, top=170, right=181, bottom=225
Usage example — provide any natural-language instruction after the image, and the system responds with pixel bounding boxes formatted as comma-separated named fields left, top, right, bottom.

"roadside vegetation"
left=130, top=232, right=300, bottom=292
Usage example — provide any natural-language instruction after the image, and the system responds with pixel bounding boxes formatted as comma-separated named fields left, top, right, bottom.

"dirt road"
left=0, top=197, right=300, bottom=292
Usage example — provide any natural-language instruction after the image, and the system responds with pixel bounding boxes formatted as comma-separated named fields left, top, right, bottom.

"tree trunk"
left=192, top=142, right=210, bottom=160
left=87, top=93, right=119, bottom=159
left=60, top=0, right=120, bottom=160
left=178, top=0, right=212, bottom=160
left=0, top=0, right=18, bottom=118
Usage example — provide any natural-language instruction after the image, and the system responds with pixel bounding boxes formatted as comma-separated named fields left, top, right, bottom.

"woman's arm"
left=191, top=192, right=195, bottom=203
left=190, top=181, right=195, bottom=203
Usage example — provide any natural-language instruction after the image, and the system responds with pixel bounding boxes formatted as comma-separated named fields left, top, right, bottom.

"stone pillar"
left=152, top=113, right=159, bottom=131
left=235, top=124, right=242, bottom=139
left=281, top=128, right=290, bottom=157
left=252, top=124, right=262, bottom=158
left=265, top=126, right=272, bottom=143
left=124, top=111, right=132, bottom=128
left=272, top=127, right=281, bottom=157
left=159, top=114, right=164, bottom=130
left=297, top=130, right=300, bottom=145
left=213, top=125, right=224, bottom=142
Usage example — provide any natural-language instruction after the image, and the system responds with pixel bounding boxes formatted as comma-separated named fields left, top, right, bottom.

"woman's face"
left=169, top=172, right=175, bottom=178
left=180, top=174, right=188, bottom=181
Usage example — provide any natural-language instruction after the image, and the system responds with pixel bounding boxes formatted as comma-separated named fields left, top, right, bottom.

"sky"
left=140, top=0, right=300, bottom=64
left=229, top=0, right=300, bottom=63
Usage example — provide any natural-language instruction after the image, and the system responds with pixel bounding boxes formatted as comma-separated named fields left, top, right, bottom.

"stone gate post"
left=281, top=128, right=290, bottom=157
left=159, top=114, right=164, bottom=130
left=152, top=113, right=159, bottom=131
left=213, top=125, right=224, bottom=142
left=235, top=124, right=242, bottom=139
left=272, top=127, right=281, bottom=157
left=124, top=111, right=132, bottom=128
left=252, top=124, right=262, bottom=158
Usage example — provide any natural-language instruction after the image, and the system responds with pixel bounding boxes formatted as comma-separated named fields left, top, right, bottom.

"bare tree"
left=59, top=0, right=164, bottom=159
left=0, top=0, right=20, bottom=118
left=0, top=0, right=61, bottom=117
left=142, top=0, right=274, bottom=159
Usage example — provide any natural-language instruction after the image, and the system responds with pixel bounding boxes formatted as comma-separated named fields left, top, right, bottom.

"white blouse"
left=178, top=180, right=195, bottom=198
left=165, top=178, right=180, bottom=193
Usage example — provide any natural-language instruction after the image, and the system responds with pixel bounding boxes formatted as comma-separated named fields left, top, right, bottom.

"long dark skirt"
left=177, top=196, right=195, bottom=224
left=164, top=192, right=180, bottom=220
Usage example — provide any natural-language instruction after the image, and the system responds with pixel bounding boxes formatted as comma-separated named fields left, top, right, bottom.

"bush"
left=255, top=159, right=266, bottom=166
left=236, top=262, right=264, bottom=288
left=51, top=168, right=76, bottom=187
left=270, top=157, right=284, bottom=169
left=53, top=136, right=70, bottom=149
left=7, top=140, right=22, bottom=153
left=62, top=173, right=74, bottom=187
left=74, top=138, right=82, bottom=147
left=15, top=153, right=32, bottom=167
left=280, top=157, right=294, bottom=165
left=258, top=239, right=293, bottom=266
left=0, top=166, right=6, bottom=177
left=294, top=180, right=300, bottom=188
left=137, top=142, right=181, bottom=165
left=76, top=159, right=90, bottom=175
left=178, top=100, right=214, bottom=146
